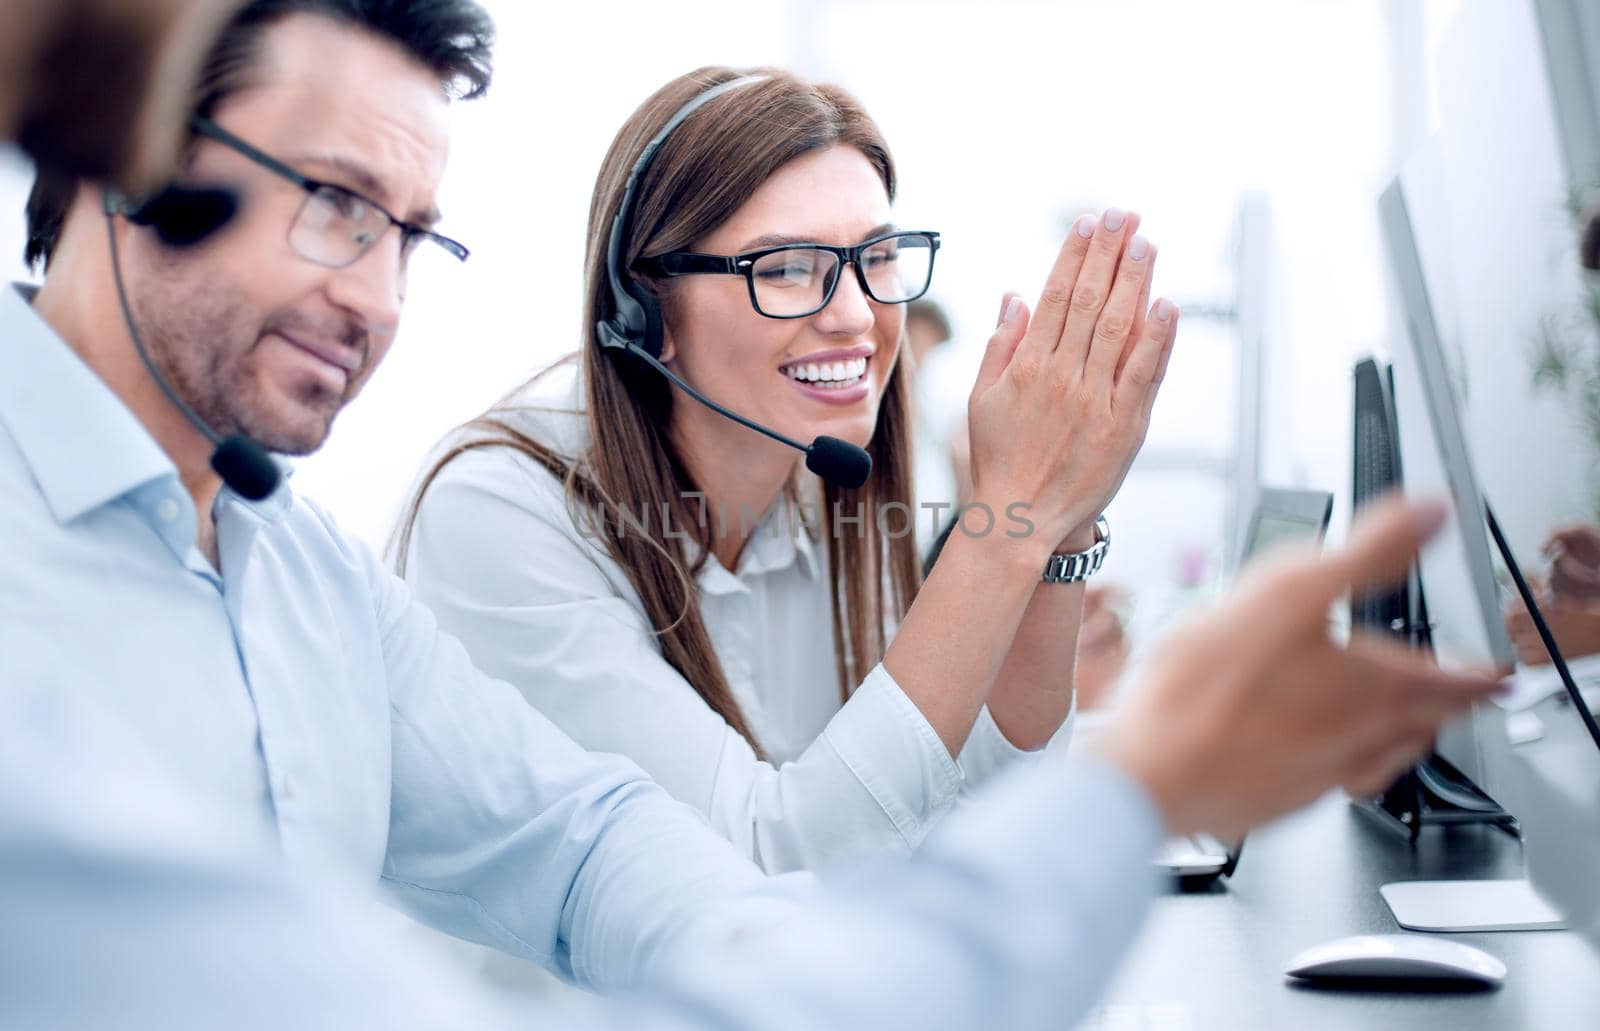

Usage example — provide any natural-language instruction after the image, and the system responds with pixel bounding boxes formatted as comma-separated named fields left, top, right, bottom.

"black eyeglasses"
left=636, top=229, right=940, bottom=319
left=191, top=116, right=469, bottom=269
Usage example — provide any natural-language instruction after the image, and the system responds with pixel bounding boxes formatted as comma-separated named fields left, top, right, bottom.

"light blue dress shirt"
left=0, top=281, right=1167, bottom=1028
left=0, top=282, right=781, bottom=988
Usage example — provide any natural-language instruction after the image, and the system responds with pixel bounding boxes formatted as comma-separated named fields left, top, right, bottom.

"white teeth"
left=784, top=356, right=869, bottom=384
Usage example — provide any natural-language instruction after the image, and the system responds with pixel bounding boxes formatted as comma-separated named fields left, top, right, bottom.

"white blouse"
left=402, top=368, right=1065, bottom=874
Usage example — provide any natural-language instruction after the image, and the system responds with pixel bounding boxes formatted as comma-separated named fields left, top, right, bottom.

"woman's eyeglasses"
left=191, top=116, right=469, bottom=270
left=636, top=230, right=940, bottom=319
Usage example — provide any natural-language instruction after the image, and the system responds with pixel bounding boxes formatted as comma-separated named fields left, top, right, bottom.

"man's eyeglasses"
left=191, top=116, right=469, bottom=270
left=636, top=230, right=940, bottom=319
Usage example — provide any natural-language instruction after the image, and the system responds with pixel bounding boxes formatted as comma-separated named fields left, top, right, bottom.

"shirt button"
left=279, top=775, right=297, bottom=802
left=155, top=498, right=181, bottom=522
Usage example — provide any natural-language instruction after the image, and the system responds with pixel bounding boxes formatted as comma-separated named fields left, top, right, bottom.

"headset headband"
left=597, top=74, right=769, bottom=354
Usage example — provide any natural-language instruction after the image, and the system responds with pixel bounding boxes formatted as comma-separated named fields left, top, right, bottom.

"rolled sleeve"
left=819, top=663, right=966, bottom=850
left=956, top=695, right=1076, bottom=787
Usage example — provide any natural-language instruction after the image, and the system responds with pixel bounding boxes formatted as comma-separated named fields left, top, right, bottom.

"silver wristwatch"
left=1041, top=516, right=1110, bottom=583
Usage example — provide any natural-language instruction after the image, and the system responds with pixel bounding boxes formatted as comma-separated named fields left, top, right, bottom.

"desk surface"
left=1084, top=791, right=1600, bottom=1030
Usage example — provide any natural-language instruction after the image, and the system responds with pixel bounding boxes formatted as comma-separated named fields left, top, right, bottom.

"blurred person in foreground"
left=2, top=0, right=242, bottom=189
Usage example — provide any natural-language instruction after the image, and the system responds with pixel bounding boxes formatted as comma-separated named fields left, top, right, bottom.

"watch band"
left=1041, top=516, right=1110, bottom=583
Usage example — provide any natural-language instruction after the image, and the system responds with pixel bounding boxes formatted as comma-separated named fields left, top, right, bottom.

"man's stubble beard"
left=128, top=276, right=347, bottom=457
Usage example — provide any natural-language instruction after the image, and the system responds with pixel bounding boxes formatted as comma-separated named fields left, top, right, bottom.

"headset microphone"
left=595, top=74, right=875, bottom=491
left=102, top=186, right=282, bottom=501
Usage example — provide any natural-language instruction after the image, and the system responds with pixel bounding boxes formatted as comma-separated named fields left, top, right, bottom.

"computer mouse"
left=1284, top=934, right=1506, bottom=986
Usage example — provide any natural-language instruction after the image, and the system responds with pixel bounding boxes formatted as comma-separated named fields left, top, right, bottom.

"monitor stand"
left=1354, top=752, right=1519, bottom=842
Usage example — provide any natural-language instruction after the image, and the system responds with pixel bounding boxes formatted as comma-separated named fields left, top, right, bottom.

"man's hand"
left=1097, top=496, right=1501, bottom=839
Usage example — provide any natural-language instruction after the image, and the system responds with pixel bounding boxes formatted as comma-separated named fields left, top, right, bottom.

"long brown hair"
left=394, top=66, right=921, bottom=757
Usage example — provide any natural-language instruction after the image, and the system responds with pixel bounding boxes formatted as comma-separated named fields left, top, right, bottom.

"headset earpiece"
left=108, top=184, right=239, bottom=248
left=637, top=287, right=664, bottom=360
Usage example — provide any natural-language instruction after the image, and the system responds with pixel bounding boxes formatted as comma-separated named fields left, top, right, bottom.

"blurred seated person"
left=1546, top=522, right=1600, bottom=601
left=1076, top=584, right=1132, bottom=710
left=1505, top=522, right=1600, bottom=666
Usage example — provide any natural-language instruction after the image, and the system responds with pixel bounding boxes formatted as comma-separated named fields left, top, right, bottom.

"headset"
left=103, top=183, right=281, bottom=501
left=595, top=74, right=875, bottom=490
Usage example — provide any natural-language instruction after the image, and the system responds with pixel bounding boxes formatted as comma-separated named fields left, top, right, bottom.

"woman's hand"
left=1096, top=496, right=1502, bottom=839
left=966, top=208, right=1178, bottom=552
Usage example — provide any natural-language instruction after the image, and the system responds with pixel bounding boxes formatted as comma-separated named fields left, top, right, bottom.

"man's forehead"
left=219, top=13, right=452, bottom=196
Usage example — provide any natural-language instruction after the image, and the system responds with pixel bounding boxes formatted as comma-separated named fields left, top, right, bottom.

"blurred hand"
left=1545, top=523, right=1600, bottom=602
left=1505, top=580, right=1600, bottom=666
left=966, top=208, right=1177, bottom=552
left=1096, top=496, right=1501, bottom=839
left=1075, top=584, right=1130, bottom=711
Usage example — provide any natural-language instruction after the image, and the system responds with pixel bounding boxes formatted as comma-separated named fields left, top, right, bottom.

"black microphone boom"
left=624, top=342, right=873, bottom=489
left=103, top=190, right=281, bottom=502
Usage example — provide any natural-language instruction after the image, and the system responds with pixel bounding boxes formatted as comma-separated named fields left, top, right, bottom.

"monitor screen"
left=1379, top=178, right=1517, bottom=674
left=1247, top=515, right=1322, bottom=558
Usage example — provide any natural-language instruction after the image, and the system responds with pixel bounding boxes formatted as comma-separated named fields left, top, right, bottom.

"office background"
left=0, top=0, right=1588, bottom=657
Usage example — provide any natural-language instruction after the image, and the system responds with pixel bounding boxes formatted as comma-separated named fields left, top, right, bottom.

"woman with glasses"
left=395, top=67, right=1178, bottom=873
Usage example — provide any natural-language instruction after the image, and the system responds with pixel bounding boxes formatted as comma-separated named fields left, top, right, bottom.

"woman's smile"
left=779, top=345, right=874, bottom=405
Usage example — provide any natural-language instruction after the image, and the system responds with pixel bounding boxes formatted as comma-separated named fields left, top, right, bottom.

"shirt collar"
left=0, top=283, right=292, bottom=526
left=700, top=494, right=823, bottom=587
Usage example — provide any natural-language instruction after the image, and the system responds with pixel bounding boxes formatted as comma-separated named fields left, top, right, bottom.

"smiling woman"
left=394, top=65, right=1181, bottom=873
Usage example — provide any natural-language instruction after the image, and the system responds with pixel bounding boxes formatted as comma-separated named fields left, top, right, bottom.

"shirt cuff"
left=956, top=694, right=1077, bottom=787
left=821, top=663, right=965, bottom=849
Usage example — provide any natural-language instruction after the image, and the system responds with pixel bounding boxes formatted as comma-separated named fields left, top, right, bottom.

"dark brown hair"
left=394, top=66, right=922, bottom=757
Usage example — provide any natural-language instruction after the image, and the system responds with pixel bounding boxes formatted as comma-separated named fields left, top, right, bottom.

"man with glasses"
left=8, top=0, right=781, bottom=990
left=2, top=1, right=1501, bottom=1027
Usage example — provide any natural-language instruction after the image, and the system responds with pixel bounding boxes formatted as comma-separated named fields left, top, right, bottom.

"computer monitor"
left=1365, top=181, right=1524, bottom=842
left=1379, top=180, right=1517, bottom=676
left=1241, top=487, right=1332, bottom=563
left=1351, top=358, right=1431, bottom=644
left=1379, top=174, right=1600, bottom=938
left=1156, top=486, right=1331, bottom=887
left=1380, top=179, right=1600, bottom=751
left=1350, top=349, right=1512, bottom=836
